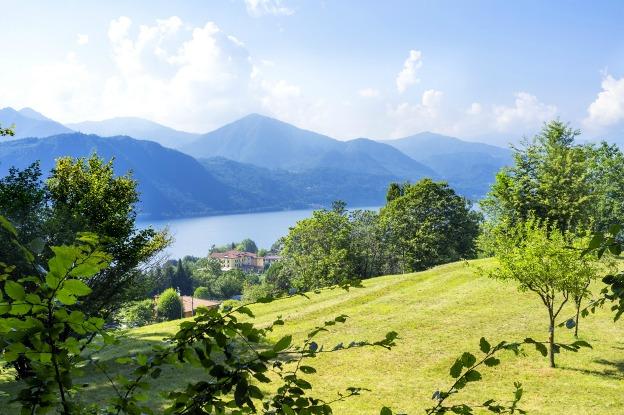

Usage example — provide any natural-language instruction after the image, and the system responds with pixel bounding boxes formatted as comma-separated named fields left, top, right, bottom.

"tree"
left=280, top=207, right=354, bottom=291
left=481, top=120, right=624, bottom=235
left=349, top=209, right=386, bottom=278
left=236, top=238, right=258, bottom=253
left=171, top=259, right=193, bottom=295
left=0, top=155, right=169, bottom=318
left=117, top=299, right=155, bottom=327
left=485, top=218, right=602, bottom=367
left=157, top=288, right=183, bottom=321
left=193, top=286, right=211, bottom=299
left=386, top=182, right=403, bottom=202
left=380, top=179, right=481, bottom=273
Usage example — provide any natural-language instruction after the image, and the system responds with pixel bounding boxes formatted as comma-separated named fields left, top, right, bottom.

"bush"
left=220, top=299, right=241, bottom=311
left=157, top=288, right=183, bottom=321
left=242, top=283, right=274, bottom=303
left=194, top=286, right=211, bottom=299
left=117, top=299, right=155, bottom=327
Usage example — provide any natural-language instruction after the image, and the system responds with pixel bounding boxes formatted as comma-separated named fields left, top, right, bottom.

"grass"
left=2, top=258, right=624, bottom=414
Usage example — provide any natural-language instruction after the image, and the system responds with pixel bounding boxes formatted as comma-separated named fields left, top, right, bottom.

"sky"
left=2, top=0, right=624, bottom=144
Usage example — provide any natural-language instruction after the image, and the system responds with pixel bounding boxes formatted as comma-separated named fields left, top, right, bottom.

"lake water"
left=137, top=206, right=380, bottom=259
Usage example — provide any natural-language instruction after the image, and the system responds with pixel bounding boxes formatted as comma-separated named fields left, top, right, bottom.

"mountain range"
left=0, top=107, right=513, bottom=218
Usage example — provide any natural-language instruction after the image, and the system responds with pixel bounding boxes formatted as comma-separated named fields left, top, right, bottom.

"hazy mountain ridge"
left=0, top=134, right=263, bottom=219
left=67, top=117, right=200, bottom=149
left=381, top=132, right=513, bottom=199
left=0, top=107, right=516, bottom=215
left=0, top=107, right=73, bottom=139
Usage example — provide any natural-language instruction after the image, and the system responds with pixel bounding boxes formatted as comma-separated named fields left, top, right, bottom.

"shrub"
left=242, top=283, right=274, bottom=303
left=193, top=286, right=211, bottom=300
left=157, top=288, right=183, bottom=321
left=220, top=299, right=241, bottom=311
left=117, top=299, right=155, bottom=327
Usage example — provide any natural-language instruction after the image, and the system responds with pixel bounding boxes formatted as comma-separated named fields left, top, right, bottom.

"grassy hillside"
left=2, top=259, right=623, bottom=414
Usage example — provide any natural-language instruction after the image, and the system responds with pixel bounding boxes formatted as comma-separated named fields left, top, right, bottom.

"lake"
left=137, top=206, right=380, bottom=259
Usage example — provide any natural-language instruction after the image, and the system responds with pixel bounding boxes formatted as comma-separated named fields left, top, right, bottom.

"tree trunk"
left=574, top=297, right=581, bottom=338
left=548, top=316, right=556, bottom=368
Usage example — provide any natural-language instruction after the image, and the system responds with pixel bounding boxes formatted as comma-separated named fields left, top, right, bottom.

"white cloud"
left=584, top=74, right=624, bottom=130
left=245, top=0, right=294, bottom=17
left=358, top=88, right=380, bottom=98
left=76, top=34, right=89, bottom=45
left=492, top=92, right=557, bottom=132
left=396, top=49, right=422, bottom=94
left=466, top=102, right=482, bottom=115
left=387, top=89, right=444, bottom=137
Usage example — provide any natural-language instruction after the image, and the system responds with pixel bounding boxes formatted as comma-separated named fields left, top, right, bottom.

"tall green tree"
left=280, top=207, right=354, bottom=291
left=481, top=120, right=622, bottom=234
left=0, top=154, right=169, bottom=318
left=380, top=179, right=481, bottom=273
left=236, top=238, right=258, bottom=253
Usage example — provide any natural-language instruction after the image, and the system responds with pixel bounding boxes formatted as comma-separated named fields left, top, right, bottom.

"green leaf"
left=273, top=335, right=292, bottom=352
left=56, top=289, right=77, bottom=305
left=4, top=281, right=25, bottom=300
left=62, top=279, right=92, bottom=296
left=479, top=337, right=491, bottom=354
left=282, top=405, right=296, bottom=415
left=0, top=216, right=17, bottom=236
left=380, top=407, right=393, bottom=415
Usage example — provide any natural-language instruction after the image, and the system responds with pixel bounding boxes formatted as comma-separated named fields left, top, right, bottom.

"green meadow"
left=2, top=259, right=623, bottom=414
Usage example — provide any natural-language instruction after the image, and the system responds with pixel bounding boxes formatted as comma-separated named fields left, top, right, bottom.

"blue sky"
left=2, top=0, right=624, bottom=143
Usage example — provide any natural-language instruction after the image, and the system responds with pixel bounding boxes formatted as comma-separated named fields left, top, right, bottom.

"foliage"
left=116, top=299, right=155, bottom=328
left=481, top=120, right=624, bottom=235
left=483, top=218, right=603, bottom=367
left=380, top=179, right=481, bottom=273
left=0, top=219, right=111, bottom=413
left=0, top=155, right=169, bottom=320
left=0, top=123, right=14, bottom=137
left=193, top=286, right=212, bottom=300
left=0, top=216, right=400, bottom=414
left=156, top=288, right=183, bottom=321
left=280, top=207, right=355, bottom=292
left=242, top=282, right=275, bottom=303
left=236, top=238, right=258, bottom=253
left=170, top=259, right=193, bottom=295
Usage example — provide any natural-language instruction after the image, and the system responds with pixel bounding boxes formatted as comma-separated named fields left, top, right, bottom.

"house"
left=181, top=296, right=220, bottom=318
left=209, top=250, right=280, bottom=272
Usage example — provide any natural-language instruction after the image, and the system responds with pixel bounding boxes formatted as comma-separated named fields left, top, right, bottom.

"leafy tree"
left=157, top=288, right=183, bottom=321
left=481, top=120, right=624, bottom=236
left=171, top=259, right=193, bottom=295
left=0, top=155, right=169, bottom=318
left=212, top=271, right=245, bottom=299
left=193, top=286, right=211, bottom=299
left=386, top=182, right=403, bottom=202
left=380, top=179, right=481, bottom=273
left=280, top=207, right=355, bottom=291
left=264, top=261, right=292, bottom=293
left=484, top=218, right=602, bottom=367
left=349, top=209, right=386, bottom=278
left=116, top=299, right=155, bottom=328
left=236, top=238, right=258, bottom=253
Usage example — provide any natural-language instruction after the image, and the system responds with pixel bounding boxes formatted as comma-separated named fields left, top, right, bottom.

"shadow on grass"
left=562, top=358, right=624, bottom=380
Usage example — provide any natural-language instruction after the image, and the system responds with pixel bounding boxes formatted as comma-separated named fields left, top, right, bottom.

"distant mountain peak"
left=18, top=107, right=52, bottom=121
